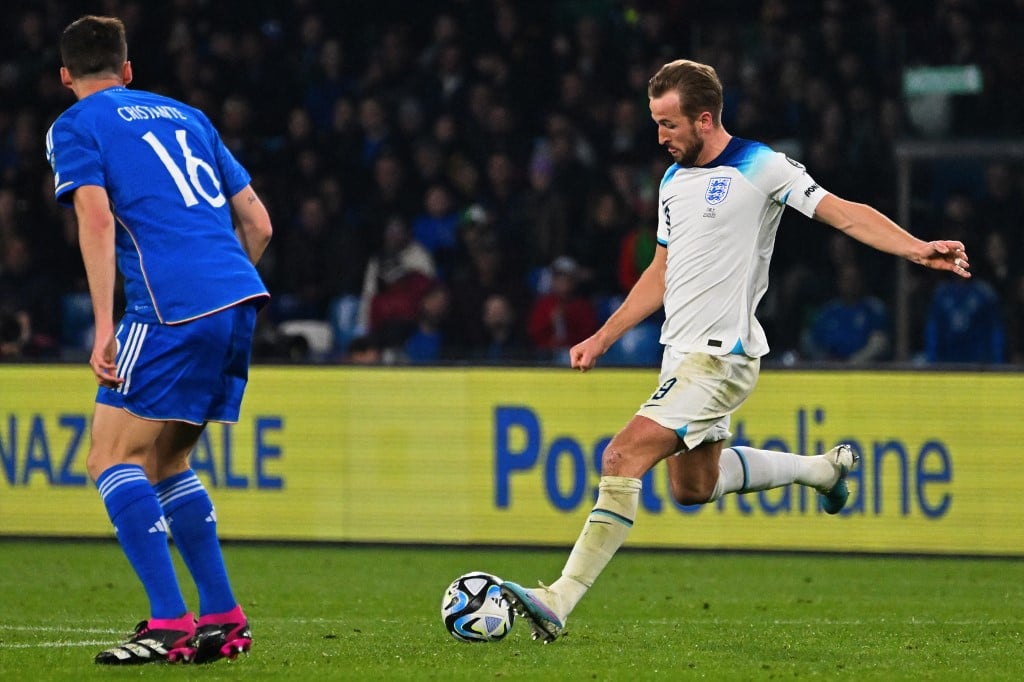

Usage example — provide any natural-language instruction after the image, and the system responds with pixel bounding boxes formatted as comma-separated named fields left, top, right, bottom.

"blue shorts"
left=97, top=303, right=258, bottom=424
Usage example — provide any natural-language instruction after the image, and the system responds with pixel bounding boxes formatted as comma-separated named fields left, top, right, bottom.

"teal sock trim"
left=729, top=447, right=749, bottom=492
left=590, top=508, right=634, bottom=527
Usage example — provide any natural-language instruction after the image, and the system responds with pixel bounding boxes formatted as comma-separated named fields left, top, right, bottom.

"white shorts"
left=635, top=348, right=760, bottom=451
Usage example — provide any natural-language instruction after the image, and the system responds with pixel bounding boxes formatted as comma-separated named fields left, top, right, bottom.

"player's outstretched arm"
left=813, top=194, right=971, bottom=278
left=230, top=185, right=273, bottom=264
left=570, top=245, right=667, bottom=372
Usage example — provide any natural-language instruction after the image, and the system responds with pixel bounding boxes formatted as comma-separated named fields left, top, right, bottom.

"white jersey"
left=656, top=137, right=827, bottom=358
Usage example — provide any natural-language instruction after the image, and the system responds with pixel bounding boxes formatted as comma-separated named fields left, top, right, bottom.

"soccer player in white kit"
left=501, top=59, right=972, bottom=643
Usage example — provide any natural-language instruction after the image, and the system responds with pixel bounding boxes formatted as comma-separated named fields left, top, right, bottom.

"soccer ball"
left=441, top=571, right=515, bottom=642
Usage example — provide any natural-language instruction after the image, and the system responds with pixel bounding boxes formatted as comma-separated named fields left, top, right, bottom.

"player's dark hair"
left=60, top=15, right=127, bottom=78
left=648, top=59, right=724, bottom=125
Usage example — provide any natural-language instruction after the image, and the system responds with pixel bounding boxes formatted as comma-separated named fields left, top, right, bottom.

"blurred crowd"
left=1, top=0, right=1022, bottom=366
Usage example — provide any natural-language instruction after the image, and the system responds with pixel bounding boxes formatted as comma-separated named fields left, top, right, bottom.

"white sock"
left=711, top=446, right=836, bottom=499
left=547, top=476, right=641, bottom=620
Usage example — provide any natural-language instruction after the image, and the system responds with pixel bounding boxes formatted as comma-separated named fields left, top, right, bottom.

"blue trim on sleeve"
left=660, top=163, right=682, bottom=188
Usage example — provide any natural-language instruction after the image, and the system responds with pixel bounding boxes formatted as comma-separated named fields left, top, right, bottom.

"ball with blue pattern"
left=441, top=572, right=515, bottom=642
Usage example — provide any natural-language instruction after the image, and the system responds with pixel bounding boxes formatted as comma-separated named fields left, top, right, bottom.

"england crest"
left=705, top=177, right=731, bottom=205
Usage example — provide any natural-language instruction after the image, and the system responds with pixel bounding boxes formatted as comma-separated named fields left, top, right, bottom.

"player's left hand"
left=913, top=240, right=971, bottom=278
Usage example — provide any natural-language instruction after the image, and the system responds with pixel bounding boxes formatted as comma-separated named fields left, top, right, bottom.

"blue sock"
left=96, top=464, right=187, bottom=619
left=155, top=470, right=236, bottom=615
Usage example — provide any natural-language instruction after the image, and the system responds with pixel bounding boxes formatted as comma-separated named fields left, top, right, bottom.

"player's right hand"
left=90, top=333, right=123, bottom=389
left=570, top=335, right=606, bottom=372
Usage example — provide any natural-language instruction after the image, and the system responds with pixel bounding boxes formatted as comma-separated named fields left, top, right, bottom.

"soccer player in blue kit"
left=46, top=16, right=272, bottom=664
left=500, top=59, right=973, bottom=643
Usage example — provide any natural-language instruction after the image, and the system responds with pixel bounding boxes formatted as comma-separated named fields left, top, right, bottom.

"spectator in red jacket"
left=527, top=256, right=598, bottom=361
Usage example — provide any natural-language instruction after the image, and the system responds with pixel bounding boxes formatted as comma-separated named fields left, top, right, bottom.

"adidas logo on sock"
left=205, top=509, right=217, bottom=524
left=148, top=517, right=169, bottom=534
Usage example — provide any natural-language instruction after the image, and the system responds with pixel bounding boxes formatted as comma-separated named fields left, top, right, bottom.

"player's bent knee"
left=670, top=487, right=715, bottom=506
left=668, top=478, right=716, bottom=505
left=600, top=445, right=650, bottom=478
left=600, top=429, right=677, bottom=479
left=600, top=446, right=624, bottom=475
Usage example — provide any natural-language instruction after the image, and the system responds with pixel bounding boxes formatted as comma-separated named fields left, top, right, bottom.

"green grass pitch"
left=1, top=539, right=1022, bottom=680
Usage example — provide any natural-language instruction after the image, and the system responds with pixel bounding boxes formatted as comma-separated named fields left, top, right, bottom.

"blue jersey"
left=809, top=297, right=889, bottom=360
left=46, top=87, right=268, bottom=324
left=925, top=280, right=1005, bottom=363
